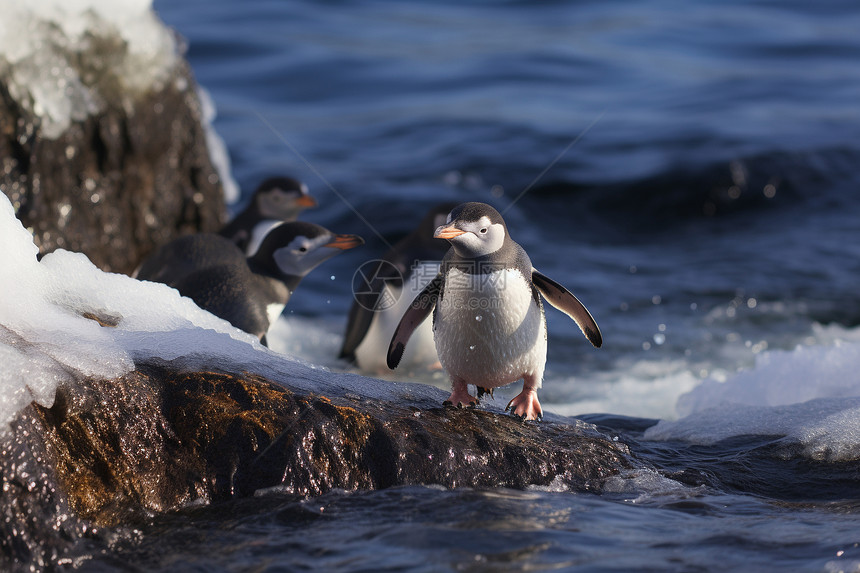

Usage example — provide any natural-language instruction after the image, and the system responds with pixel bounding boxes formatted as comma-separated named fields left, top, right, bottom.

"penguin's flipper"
left=387, top=273, right=442, bottom=369
left=532, top=269, right=602, bottom=348
left=338, top=302, right=375, bottom=361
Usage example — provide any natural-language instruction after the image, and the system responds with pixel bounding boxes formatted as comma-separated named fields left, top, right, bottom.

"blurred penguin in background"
left=219, top=176, right=317, bottom=254
left=139, top=221, right=362, bottom=345
left=340, top=202, right=456, bottom=373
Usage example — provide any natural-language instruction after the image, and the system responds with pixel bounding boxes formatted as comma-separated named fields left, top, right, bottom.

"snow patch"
left=0, top=0, right=178, bottom=138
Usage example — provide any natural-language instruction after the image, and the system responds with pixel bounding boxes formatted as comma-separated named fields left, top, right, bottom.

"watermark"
left=351, top=259, right=510, bottom=311
left=351, top=259, right=403, bottom=311
left=254, top=109, right=605, bottom=252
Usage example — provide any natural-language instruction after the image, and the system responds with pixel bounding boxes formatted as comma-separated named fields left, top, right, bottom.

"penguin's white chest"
left=433, top=267, right=546, bottom=388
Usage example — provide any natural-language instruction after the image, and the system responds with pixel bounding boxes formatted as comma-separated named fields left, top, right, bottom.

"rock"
left=0, top=58, right=226, bottom=276
left=1, top=361, right=633, bottom=568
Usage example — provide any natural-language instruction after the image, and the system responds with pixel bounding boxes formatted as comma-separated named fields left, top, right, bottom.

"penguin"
left=135, top=232, right=244, bottom=286
left=135, top=176, right=316, bottom=283
left=139, top=222, right=363, bottom=344
left=219, top=176, right=317, bottom=254
left=387, top=202, right=601, bottom=421
left=339, top=202, right=456, bottom=373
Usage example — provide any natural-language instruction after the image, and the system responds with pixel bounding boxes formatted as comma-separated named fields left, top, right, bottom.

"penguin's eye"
left=298, top=246, right=308, bottom=253
left=479, top=228, right=488, bottom=234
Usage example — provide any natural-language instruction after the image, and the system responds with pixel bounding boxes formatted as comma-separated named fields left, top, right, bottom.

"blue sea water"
left=87, top=0, right=860, bottom=570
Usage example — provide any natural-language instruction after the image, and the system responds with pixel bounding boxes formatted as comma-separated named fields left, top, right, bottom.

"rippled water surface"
left=85, top=0, right=860, bottom=570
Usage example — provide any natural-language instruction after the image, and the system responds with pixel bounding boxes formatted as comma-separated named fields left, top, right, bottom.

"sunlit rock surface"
left=0, top=1, right=226, bottom=275
left=1, top=362, right=632, bottom=568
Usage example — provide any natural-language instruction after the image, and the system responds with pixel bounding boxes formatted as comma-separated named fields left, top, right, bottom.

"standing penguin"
left=387, top=202, right=601, bottom=421
left=139, top=222, right=363, bottom=344
left=219, top=176, right=317, bottom=254
left=339, top=202, right=455, bottom=373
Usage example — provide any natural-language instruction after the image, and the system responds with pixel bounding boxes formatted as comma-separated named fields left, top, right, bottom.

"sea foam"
left=645, top=330, right=860, bottom=461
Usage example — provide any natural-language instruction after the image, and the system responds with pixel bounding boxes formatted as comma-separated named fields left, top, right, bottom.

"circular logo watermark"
left=351, top=259, right=404, bottom=311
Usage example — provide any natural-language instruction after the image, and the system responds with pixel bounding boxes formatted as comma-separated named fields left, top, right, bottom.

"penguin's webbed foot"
left=505, top=390, right=543, bottom=422
left=443, top=386, right=478, bottom=409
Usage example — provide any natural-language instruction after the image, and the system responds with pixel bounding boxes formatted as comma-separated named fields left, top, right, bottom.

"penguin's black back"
left=137, top=234, right=245, bottom=287
left=172, top=263, right=285, bottom=340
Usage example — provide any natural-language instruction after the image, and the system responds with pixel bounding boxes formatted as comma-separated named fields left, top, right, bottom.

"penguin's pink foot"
left=443, top=383, right=477, bottom=408
left=505, top=390, right=543, bottom=421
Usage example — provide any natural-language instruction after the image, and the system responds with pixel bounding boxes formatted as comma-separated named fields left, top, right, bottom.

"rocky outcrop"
left=0, top=361, right=633, bottom=568
left=0, top=58, right=225, bottom=275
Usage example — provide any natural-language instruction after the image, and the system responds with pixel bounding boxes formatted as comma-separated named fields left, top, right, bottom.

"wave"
left=528, top=146, right=860, bottom=232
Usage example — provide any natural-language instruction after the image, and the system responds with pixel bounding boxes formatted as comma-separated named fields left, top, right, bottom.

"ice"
left=1, top=0, right=239, bottom=206
left=198, top=86, right=240, bottom=204
left=0, top=192, right=263, bottom=432
left=645, top=329, right=860, bottom=461
left=0, top=0, right=178, bottom=138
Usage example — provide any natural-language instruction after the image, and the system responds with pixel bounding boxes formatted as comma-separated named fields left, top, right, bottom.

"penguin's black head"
left=251, top=221, right=363, bottom=278
left=253, top=176, right=317, bottom=220
left=434, top=202, right=508, bottom=258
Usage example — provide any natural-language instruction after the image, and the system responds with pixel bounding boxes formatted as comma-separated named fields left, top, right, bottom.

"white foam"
left=266, top=314, right=345, bottom=370
left=603, top=468, right=706, bottom=504
left=550, top=359, right=701, bottom=421
left=0, top=0, right=177, bottom=138
left=645, top=329, right=860, bottom=461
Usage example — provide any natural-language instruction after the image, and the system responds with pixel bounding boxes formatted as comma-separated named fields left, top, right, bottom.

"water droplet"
left=469, top=345, right=476, bottom=351
left=475, top=315, right=482, bottom=322
left=653, top=333, right=666, bottom=345
left=330, top=275, right=336, bottom=281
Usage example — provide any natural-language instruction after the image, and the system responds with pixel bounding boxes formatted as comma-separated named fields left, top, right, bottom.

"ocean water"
left=88, top=0, right=860, bottom=570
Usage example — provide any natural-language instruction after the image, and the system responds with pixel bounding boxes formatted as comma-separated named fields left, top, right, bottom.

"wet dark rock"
left=1, top=361, right=633, bottom=569
left=0, top=58, right=225, bottom=275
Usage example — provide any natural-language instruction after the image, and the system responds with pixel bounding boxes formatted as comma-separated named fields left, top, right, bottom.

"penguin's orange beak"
left=434, top=224, right=465, bottom=240
left=325, top=234, right=364, bottom=250
left=296, top=195, right=317, bottom=208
